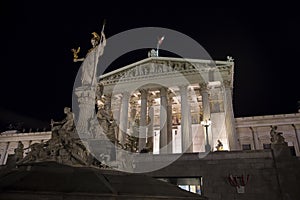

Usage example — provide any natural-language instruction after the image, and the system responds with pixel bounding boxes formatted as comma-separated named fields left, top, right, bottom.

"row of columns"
left=116, top=85, right=194, bottom=153
left=112, top=81, right=237, bottom=153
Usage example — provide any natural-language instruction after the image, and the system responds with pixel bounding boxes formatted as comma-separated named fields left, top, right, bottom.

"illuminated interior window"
left=157, top=177, right=203, bottom=195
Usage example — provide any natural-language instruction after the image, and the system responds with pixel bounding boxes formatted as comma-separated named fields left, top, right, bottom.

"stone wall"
left=235, top=113, right=300, bottom=156
left=0, top=132, right=51, bottom=165
left=137, top=150, right=300, bottom=200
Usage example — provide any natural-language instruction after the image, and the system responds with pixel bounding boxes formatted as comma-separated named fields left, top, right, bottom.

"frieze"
left=100, top=60, right=233, bottom=86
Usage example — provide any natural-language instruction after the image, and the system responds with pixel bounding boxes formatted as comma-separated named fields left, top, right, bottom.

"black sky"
left=0, top=1, right=299, bottom=131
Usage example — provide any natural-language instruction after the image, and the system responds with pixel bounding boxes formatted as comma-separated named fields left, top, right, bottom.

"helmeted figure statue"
left=81, top=31, right=106, bottom=86
left=73, top=22, right=107, bottom=137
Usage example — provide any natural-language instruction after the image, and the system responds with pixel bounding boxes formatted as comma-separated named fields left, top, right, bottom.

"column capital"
left=139, top=89, right=148, bottom=98
left=179, top=84, right=189, bottom=89
left=179, top=85, right=189, bottom=95
left=199, top=82, right=209, bottom=92
left=121, top=91, right=130, bottom=99
left=160, top=87, right=167, bottom=97
left=223, top=80, right=232, bottom=88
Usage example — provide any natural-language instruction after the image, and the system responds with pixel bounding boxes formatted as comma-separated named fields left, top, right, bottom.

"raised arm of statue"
left=96, top=31, right=106, bottom=57
left=71, top=47, right=84, bottom=62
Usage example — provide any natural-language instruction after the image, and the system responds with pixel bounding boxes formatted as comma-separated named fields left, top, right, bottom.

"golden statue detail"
left=71, top=47, right=84, bottom=62
left=72, top=20, right=106, bottom=86
left=91, top=32, right=100, bottom=42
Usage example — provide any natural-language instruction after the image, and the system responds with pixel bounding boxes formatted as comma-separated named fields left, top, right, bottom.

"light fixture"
left=201, top=119, right=211, bottom=152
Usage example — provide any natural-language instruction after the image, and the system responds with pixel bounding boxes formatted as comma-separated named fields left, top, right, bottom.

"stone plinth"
left=271, top=143, right=291, bottom=159
left=74, top=86, right=96, bottom=136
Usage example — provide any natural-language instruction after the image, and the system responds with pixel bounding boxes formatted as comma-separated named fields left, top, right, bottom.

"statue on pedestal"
left=270, top=126, right=286, bottom=145
left=72, top=27, right=106, bottom=87
left=95, top=99, right=117, bottom=144
left=17, top=107, right=107, bottom=169
left=215, top=140, right=224, bottom=151
left=73, top=22, right=106, bottom=136
left=14, top=141, right=24, bottom=162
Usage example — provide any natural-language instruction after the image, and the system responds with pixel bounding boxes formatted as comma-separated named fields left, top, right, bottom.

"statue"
left=227, top=56, right=234, bottom=62
left=51, top=107, right=75, bottom=132
left=96, top=103, right=112, bottom=133
left=14, top=141, right=24, bottom=162
left=20, top=142, right=46, bottom=163
left=148, top=49, right=158, bottom=57
left=71, top=20, right=106, bottom=86
left=270, top=126, right=286, bottom=144
left=81, top=31, right=106, bottom=86
left=215, top=140, right=224, bottom=151
left=17, top=106, right=108, bottom=168
left=96, top=82, right=104, bottom=103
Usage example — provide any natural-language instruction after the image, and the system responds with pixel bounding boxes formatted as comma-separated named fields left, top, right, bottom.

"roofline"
left=99, top=57, right=233, bottom=79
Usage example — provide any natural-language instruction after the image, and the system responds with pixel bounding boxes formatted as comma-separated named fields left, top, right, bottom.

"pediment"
left=99, top=57, right=234, bottom=87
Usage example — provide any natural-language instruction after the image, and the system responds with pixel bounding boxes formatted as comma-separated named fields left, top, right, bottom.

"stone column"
left=118, top=91, right=130, bottom=145
left=200, top=83, right=211, bottom=121
left=167, top=94, right=173, bottom=153
left=112, top=95, right=121, bottom=140
left=75, top=86, right=96, bottom=137
left=139, top=89, right=148, bottom=151
left=0, top=142, right=9, bottom=165
left=292, top=124, right=300, bottom=154
left=160, top=87, right=168, bottom=154
left=200, top=83, right=211, bottom=152
left=180, top=85, right=193, bottom=153
left=250, top=127, right=259, bottom=150
left=146, top=96, right=155, bottom=151
left=223, top=80, right=238, bottom=150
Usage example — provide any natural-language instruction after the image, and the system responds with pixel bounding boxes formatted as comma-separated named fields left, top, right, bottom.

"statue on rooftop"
left=270, top=126, right=286, bottom=145
left=227, top=56, right=234, bottom=62
left=14, top=141, right=24, bottom=162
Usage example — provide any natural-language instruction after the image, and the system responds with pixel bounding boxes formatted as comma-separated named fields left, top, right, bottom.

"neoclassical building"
left=98, top=57, right=237, bottom=154
left=1, top=57, right=300, bottom=166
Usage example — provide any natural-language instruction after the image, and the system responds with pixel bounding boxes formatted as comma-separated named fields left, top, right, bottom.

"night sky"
left=0, top=1, right=299, bottom=131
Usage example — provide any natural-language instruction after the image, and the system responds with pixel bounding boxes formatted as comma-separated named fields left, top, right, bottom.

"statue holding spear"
left=72, top=20, right=106, bottom=87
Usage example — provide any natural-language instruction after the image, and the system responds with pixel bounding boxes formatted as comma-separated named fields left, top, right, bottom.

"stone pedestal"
left=271, top=143, right=291, bottom=159
left=88, top=139, right=116, bottom=161
left=75, top=86, right=96, bottom=137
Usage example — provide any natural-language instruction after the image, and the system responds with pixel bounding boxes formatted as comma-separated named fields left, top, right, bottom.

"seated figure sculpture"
left=51, top=107, right=75, bottom=132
